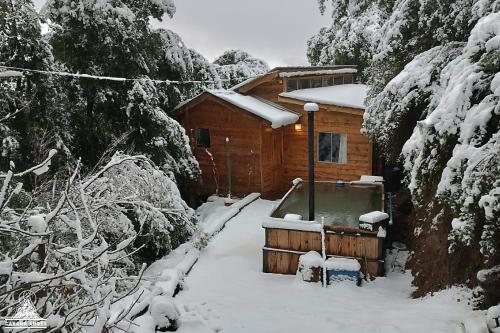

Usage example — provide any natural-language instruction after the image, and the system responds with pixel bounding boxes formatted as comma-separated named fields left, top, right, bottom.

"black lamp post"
left=304, top=102, right=319, bottom=221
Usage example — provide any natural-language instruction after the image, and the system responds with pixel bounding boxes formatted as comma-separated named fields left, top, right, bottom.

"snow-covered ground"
left=175, top=199, right=484, bottom=333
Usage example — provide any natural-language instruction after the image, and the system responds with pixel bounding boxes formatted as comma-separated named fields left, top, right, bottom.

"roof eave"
left=234, top=65, right=358, bottom=94
left=277, top=95, right=365, bottom=115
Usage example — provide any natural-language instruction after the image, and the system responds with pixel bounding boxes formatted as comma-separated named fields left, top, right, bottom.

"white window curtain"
left=338, top=134, right=347, bottom=164
left=317, top=132, right=348, bottom=164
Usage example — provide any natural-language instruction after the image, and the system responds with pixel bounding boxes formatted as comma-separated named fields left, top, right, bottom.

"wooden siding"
left=265, top=228, right=322, bottom=252
left=325, top=232, right=382, bottom=260
left=262, top=249, right=383, bottom=277
left=246, top=79, right=284, bottom=103
left=248, top=77, right=373, bottom=194
left=180, top=98, right=264, bottom=197
left=263, top=250, right=301, bottom=275
left=260, top=126, right=284, bottom=198
left=263, top=227, right=384, bottom=277
left=179, top=72, right=373, bottom=199
left=280, top=103, right=372, bottom=192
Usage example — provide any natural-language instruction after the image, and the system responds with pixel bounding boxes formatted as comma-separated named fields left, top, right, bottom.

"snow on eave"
left=278, top=68, right=358, bottom=78
left=208, top=90, right=299, bottom=129
left=279, top=84, right=368, bottom=110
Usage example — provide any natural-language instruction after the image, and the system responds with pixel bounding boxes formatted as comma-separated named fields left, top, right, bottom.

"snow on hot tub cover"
left=209, top=90, right=299, bottom=129
left=280, top=84, right=368, bottom=110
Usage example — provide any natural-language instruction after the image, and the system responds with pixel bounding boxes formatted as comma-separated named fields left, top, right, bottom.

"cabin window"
left=318, top=132, right=347, bottom=164
left=286, top=79, right=298, bottom=92
left=322, top=77, right=334, bottom=87
left=333, top=76, right=344, bottom=85
left=344, top=75, right=353, bottom=84
left=299, top=79, right=311, bottom=89
left=195, top=128, right=211, bottom=148
left=311, top=78, right=322, bottom=88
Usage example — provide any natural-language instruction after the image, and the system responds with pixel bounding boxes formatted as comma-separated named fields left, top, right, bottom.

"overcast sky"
left=33, top=0, right=331, bottom=68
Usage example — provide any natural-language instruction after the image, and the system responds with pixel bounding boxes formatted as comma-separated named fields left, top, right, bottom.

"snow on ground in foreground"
left=175, top=199, right=480, bottom=333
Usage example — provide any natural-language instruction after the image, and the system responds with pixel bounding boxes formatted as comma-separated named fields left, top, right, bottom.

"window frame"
left=317, top=131, right=347, bottom=164
left=298, top=78, right=311, bottom=89
left=322, top=77, right=334, bottom=87
left=286, top=79, right=298, bottom=92
left=311, top=78, right=322, bottom=88
left=195, top=128, right=211, bottom=148
left=284, top=74, right=355, bottom=92
left=333, top=75, right=344, bottom=85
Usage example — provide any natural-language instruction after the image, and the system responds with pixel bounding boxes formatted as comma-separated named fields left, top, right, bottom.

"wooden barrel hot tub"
left=262, top=180, right=386, bottom=277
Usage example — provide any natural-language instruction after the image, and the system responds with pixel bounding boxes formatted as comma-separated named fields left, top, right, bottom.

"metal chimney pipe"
left=304, top=103, right=319, bottom=221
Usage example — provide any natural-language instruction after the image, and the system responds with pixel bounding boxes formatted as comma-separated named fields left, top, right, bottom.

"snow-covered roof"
left=232, top=65, right=358, bottom=92
left=209, top=90, right=299, bottom=128
left=278, top=68, right=357, bottom=78
left=279, top=84, right=368, bottom=110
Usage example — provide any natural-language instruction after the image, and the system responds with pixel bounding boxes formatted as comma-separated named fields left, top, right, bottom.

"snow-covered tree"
left=214, top=49, right=270, bottom=89
left=307, top=0, right=388, bottom=81
left=0, top=151, right=194, bottom=331
left=43, top=0, right=205, bottom=182
left=152, top=29, right=222, bottom=108
left=0, top=0, right=64, bottom=173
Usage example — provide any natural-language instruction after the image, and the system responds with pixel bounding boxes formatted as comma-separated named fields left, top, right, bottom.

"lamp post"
left=304, top=102, right=319, bottom=221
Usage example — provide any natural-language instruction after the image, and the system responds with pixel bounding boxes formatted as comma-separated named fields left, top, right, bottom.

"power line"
left=0, top=65, right=258, bottom=85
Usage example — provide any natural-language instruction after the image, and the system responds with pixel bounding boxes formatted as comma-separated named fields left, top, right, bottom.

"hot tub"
left=271, top=181, right=384, bottom=227
left=262, top=180, right=387, bottom=277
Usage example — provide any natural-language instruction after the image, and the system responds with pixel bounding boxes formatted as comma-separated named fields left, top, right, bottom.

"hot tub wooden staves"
left=262, top=226, right=385, bottom=277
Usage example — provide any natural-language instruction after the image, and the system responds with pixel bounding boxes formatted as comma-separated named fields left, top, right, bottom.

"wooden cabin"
left=176, top=66, right=373, bottom=199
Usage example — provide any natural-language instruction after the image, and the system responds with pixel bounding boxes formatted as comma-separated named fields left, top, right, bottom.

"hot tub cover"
left=359, top=211, right=389, bottom=224
left=325, top=257, right=361, bottom=271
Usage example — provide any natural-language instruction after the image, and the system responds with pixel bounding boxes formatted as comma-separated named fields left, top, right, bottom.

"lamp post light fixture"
left=304, top=102, right=319, bottom=221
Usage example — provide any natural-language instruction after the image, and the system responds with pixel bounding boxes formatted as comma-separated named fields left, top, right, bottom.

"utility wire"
left=0, top=65, right=258, bottom=85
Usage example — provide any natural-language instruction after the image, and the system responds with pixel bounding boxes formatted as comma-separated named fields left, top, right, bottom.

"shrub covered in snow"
left=0, top=151, right=195, bottom=331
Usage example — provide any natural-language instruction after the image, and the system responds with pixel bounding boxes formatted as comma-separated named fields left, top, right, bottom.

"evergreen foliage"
left=214, top=49, right=270, bottom=88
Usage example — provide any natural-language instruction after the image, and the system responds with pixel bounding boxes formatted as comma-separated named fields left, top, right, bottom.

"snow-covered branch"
left=0, top=151, right=196, bottom=331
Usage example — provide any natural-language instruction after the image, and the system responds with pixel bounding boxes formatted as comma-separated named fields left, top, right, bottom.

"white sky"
left=33, top=0, right=331, bottom=68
